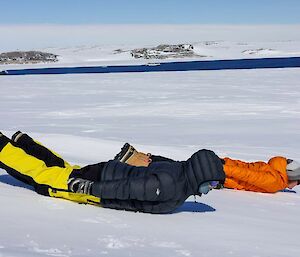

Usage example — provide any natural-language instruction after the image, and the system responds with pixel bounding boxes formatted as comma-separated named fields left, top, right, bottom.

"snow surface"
left=1, top=25, right=300, bottom=257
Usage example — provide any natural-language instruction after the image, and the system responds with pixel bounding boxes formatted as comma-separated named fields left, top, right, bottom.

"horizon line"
left=1, top=23, right=300, bottom=26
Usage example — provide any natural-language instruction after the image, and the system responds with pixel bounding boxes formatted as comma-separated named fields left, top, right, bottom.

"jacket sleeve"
left=91, top=172, right=175, bottom=202
left=224, top=157, right=288, bottom=193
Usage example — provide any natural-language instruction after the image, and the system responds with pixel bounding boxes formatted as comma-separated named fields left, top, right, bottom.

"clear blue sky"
left=0, top=0, right=299, bottom=25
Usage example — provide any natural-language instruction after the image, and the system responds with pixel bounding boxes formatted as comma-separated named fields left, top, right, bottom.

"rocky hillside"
left=131, top=44, right=205, bottom=59
left=0, top=51, right=58, bottom=64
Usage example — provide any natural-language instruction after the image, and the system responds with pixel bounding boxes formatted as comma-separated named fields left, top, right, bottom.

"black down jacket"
left=91, top=149, right=225, bottom=214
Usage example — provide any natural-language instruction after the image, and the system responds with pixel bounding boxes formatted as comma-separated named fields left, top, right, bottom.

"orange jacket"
left=223, top=156, right=288, bottom=193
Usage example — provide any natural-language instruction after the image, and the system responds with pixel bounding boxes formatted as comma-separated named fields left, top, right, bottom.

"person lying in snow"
left=0, top=131, right=225, bottom=214
left=116, top=143, right=300, bottom=193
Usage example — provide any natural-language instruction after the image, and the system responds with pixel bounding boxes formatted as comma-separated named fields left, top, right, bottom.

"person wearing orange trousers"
left=115, top=143, right=300, bottom=193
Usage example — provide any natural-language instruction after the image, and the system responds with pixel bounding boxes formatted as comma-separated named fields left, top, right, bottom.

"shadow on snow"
left=0, top=174, right=34, bottom=191
left=175, top=201, right=215, bottom=213
left=0, top=173, right=217, bottom=213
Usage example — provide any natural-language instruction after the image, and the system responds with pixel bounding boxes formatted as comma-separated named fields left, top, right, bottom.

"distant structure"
left=131, top=44, right=205, bottom=59
left=0, top=51, right=58, bottom=64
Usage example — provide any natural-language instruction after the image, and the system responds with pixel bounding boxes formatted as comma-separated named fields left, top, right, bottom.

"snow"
left=1, top=25, right=300, bottom=257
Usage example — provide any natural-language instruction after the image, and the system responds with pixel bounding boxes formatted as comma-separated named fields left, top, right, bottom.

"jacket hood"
left=183, top=149, right=225, bottom=195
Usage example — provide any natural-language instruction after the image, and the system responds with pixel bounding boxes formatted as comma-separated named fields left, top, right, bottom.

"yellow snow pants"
left=0, top=133, right=100, bottom=205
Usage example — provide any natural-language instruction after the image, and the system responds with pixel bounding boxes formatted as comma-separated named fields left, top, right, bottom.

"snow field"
left=1, top=67, right=300, bottom=257
left=0, top=33, right=300, bottom=256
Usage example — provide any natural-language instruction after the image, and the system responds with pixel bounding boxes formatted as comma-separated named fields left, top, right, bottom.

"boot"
left=11, top=131, right=24, bottom=143
left=114, top=143, right=152, bottom=167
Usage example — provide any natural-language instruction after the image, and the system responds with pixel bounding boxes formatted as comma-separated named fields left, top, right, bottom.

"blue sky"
left=0, top=0, right=299, bottom=25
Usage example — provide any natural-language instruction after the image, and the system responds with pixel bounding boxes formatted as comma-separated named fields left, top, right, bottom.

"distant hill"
left=131, top=44, right=206, bottom=59
left=0, top=51, right=58, bottom=64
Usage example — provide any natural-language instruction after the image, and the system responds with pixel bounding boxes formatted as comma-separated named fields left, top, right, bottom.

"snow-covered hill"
left=0, top=25, right=300, bottom=257
left=1, top=40, right=300, bottom=71
left=1, top=24, right=300, bottom=70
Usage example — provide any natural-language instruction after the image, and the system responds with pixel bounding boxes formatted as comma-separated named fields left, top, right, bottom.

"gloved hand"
left=68, top=177, right=93, bottom=195
left=198, top=181, right=220, bottom=194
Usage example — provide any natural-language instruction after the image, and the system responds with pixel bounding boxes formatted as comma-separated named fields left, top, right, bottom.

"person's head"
left=286, top=159, right=300, bottom=189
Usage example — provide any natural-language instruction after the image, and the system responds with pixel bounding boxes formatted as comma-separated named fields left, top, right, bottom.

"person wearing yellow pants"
left=0, top=131, right=225, bottom=214
left=0, top=131, right=101, bottom=205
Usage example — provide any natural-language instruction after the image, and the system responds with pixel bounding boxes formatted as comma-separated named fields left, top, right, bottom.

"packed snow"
left=0, top=25, right=300, bottom=257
